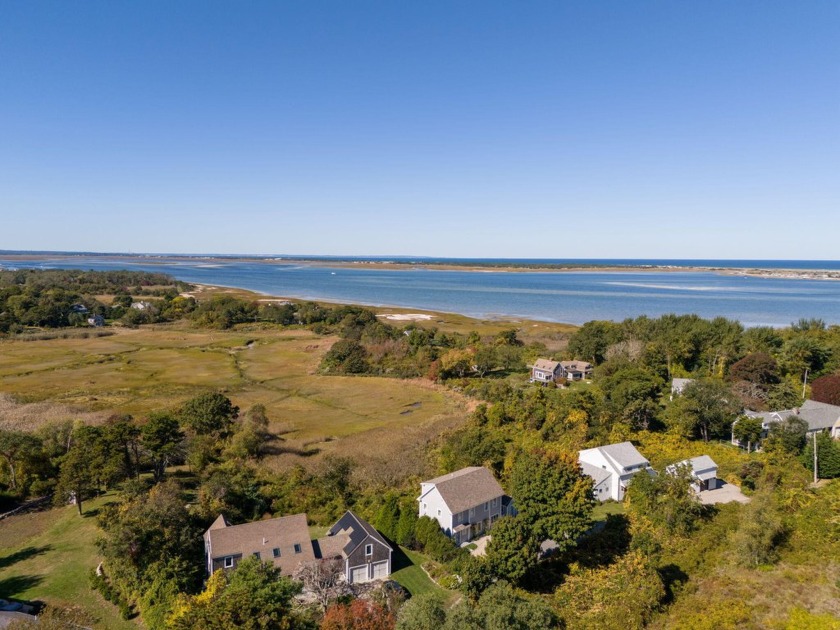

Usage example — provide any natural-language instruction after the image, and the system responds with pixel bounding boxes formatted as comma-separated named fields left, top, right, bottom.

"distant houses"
left=530, top=358, right=593, bottom=385
left=418, top=466, right=513, bottom=544
left=578, top=442, right=654, bottom=502
left=203, top=510, right=392, bottom=585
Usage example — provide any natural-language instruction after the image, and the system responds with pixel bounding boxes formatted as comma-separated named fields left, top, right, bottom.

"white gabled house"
left=665, top=455, right=720, bottom=492
left=578, top=442, right=654, bottom=502
left=418, top=466, right=511, bottom=545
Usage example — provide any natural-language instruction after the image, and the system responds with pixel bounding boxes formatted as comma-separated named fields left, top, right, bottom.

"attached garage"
left=349, top=565, right=369, bottom=584
left=371, top=560, right=389, bottom=580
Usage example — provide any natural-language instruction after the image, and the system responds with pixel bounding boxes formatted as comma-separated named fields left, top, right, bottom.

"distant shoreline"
left=2, top=252, right=840, bottom=281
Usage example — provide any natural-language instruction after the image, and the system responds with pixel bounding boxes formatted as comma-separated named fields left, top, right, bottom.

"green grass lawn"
left=591, top=501, right=626, bottom=522
left=0, top=494, right=137, bottom=629
left=390, top=547, right=448, bottom=600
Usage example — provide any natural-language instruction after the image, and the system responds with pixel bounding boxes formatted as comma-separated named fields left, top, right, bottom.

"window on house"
left=484, top=502, right=489, bottom=510
left=253, top=552, right=260, bottom=559
left=437, top=509, right=441, bottom=516
left=365, top=544, right=373, bottom=556
left=273, top=548, right=281, bottom=558
left=294, top=543, right=302, bottom=554
left=224, top=556, right=234, bottom=568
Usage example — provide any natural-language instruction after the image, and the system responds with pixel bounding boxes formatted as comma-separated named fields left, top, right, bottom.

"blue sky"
left=1, top=1, right=838, bottom=258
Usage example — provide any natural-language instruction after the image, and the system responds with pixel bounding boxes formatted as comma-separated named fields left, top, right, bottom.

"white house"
left=418, top=467, right=509, bottom=545
left=666, top=455, right=720, bottom=492
left=578, top=442, right=653, bottom=502
left=732, top=399, right=840, bottom=447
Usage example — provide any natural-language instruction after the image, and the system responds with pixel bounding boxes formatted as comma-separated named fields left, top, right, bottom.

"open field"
left=0, top=495, right=136, bottom=629
left=0, top=322, right=471, bottom=476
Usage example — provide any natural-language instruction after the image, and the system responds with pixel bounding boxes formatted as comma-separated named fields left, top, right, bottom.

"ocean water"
left=2, top=255, right=840, bottom=327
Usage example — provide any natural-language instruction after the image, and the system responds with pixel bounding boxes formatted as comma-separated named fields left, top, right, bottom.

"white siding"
left=418, top=486, right=455, bottom=534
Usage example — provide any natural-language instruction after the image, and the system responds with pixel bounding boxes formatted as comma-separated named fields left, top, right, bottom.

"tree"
left=626, top=465, right=704, bottom=537
left=728, top=352, right=779, bottom=386
left=732, top=416, right=764, bottom=452
left=485, top=515, right=539, bottom=583
left=810, top=374, right=840, bottom=406
left=180, top=392, right=239, bottom=437
left=141, top=413, right=184, bottom=482
left=568, top=320, right=622, bottom=365
left=293, top=558, right=346, bottom=611
left=321, top=599, right=396, bottom=630
left=509, top=450, right=594, bottom=551
left=801, top=431, right=840, bottom=479
left=599, top=367, right=663, bottom=431
left=765, top=416, right=808, bottom=455
left=0, top=430, right=42, bottom=492
left=168, top=556, right=302, bottom=629
left=396, top=594, right=446, bottom=630
left=321, top=339, right=369, bottom=374
left=554, top=551, right=664, bottom=630
left=731, top=490, right=785, bottom=567
left=54, top=427, right=100, bottom=515
left=665, top=378, right=740, bottom=442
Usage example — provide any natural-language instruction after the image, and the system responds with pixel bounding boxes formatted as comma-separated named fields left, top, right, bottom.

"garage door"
left=350, top=565, right=368, bottom=584
left=371, top=561, right=389, bottom=580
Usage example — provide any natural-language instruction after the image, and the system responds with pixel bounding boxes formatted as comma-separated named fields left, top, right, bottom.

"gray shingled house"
left=203, top=510, right=392, bottom=585
left=315, top=510, right=393, bottom=584
left=203, top=513, right=315, bottom=577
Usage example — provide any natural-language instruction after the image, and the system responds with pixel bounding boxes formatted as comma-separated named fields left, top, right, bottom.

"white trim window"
left=223, top=556, right=234, bottom=568
left=293, top=543, right=302, bottom=554
left=365, top=544, right=373, bottom=557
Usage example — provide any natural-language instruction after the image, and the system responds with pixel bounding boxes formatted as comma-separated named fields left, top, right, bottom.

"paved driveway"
left=465, top=535, right=491, bottom=556
left=698, top=482, right=750, bottom=505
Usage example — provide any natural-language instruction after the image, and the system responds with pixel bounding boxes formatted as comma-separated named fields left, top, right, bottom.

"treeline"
left=0, top=269, right=194, bottom=333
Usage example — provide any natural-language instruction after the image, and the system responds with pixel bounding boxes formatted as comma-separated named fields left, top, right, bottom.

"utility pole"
left=803, top=367, right=809, bottom=399
left=813, top=431, right=818, bottom=484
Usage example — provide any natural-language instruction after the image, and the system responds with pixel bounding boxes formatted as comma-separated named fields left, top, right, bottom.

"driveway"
left=464, top=535, right=491, bottom=557
left=698, top=481, right=751, bottom=505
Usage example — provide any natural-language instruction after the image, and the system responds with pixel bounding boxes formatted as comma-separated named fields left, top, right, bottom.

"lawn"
left=390, top=547, right=450, bottom=600
left=0, top=495, right=137, bottom=629
left=591, top=501, right=626, bottom=523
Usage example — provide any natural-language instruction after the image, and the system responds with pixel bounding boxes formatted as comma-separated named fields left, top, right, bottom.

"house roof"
left=325, top=510, right=392, bottom=557
left=560, top=360, right=592, bottom=371
left=667, top=455, right=718, bottom=481
left=421, top=467, right=505, bottom=514
left=745, top=399, right=840, bottom=432
left=580, top=441, right=650, bottom=472
left=204, top=513, right=315, bottom=576
left=532, top=358, right=561, bottom=372
left=579, top=461, right=611, bottom=486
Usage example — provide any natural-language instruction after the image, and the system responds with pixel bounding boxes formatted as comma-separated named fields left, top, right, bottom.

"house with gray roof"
left=530, top=358, right=563, bottom=384
left=578, top=442, right=653, bottom=501
left=316, top=510, right=392, bottom=584
left=732, top=399, right=840, bottom=447
left=666, top=455, right=720, bottom=492
left=418, top=466, right=511, bottom=544
left=203, top=510, right=391, bottom=585
left=560, top=360, right=593, bottom=381
left=203, top=513, right=315, bottom=577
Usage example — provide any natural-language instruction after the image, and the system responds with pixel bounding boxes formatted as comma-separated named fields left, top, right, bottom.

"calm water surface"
left=2, top=256, right=840, bottom=327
